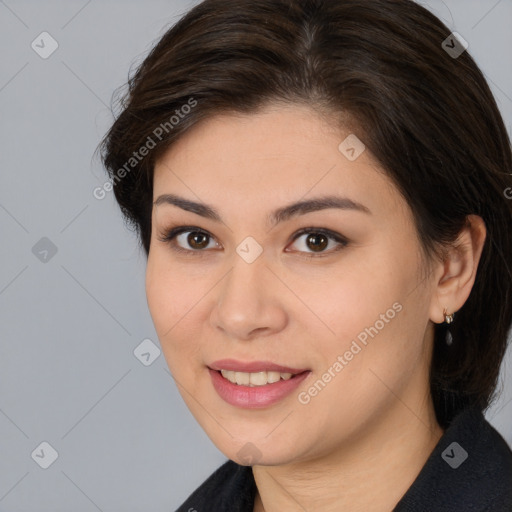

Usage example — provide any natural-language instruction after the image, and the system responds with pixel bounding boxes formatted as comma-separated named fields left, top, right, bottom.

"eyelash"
left=157, top=225, right=349, bottom=259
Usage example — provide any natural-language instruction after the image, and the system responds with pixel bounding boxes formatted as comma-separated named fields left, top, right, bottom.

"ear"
left=429, top=215, right=487, bottom=324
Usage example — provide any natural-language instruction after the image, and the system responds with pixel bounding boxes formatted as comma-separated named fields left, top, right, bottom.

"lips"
left=206, top=359, right=311, bottom=408
left=208, top=359, right=308, bottom=374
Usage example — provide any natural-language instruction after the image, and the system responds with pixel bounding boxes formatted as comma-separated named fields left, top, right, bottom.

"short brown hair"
left=99, top=0, right=512, bottom=427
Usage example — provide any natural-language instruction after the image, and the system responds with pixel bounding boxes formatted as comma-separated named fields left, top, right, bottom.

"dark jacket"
left=176, top=406, right=512, bottom=511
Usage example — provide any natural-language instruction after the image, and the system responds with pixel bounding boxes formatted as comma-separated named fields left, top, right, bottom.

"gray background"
left=0, top=0, right=511, bottom=510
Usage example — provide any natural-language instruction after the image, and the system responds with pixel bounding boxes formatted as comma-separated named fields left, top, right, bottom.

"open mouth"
left=216, top=369, right=309, bottom=387
left=208, top=364, right=312, bottom=408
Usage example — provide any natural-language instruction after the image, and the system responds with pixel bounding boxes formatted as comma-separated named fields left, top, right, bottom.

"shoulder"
left=175, top=459, right=256, bottom=512
left=394, top=406, right=512, bottom=512
left=473, top=409, right=512, bottom=511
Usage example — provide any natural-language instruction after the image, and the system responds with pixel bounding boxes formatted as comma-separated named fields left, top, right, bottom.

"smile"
left=219, top=369, right=294, bottom=386
left=207, top=360, right=311, bottom=408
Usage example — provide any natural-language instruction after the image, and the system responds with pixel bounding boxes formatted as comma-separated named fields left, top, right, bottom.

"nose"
left=210, top=252, right=288, bottom=341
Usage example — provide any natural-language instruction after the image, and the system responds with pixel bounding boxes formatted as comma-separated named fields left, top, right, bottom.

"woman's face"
left=146, top=104, right=439, bottom=465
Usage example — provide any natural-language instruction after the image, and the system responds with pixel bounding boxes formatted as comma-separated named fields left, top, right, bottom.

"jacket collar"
left=393, top=405, right=512, bottom=511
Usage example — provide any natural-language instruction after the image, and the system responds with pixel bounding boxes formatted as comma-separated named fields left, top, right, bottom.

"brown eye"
left=157, top=226, right=219, bottom=254
left=158, top=225, right=348, bottom=258
left=305, top=233, right=329, bottom=252
left=187, top=232, right=210, bottom=249
left=287, top=228, right=348, bottom=256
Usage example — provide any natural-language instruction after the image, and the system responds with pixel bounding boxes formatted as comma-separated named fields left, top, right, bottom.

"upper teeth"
left=220, top=370, right=294, bottom=386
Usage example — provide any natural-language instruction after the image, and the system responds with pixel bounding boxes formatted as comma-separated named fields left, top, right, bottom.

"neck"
left=252, top=398, right=443, bottom=512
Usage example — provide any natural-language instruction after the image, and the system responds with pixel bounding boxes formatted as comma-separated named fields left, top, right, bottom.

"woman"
left=99, top=0, right=512, bottom=510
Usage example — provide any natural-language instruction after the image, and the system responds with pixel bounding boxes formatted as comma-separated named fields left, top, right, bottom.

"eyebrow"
left=153, top=193, right=371, bottom=227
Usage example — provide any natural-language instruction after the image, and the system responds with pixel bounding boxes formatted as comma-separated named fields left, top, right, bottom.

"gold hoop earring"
left=443, top=308, right=455, bottom=324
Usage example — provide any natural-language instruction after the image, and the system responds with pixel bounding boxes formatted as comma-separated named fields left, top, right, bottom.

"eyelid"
left=156, top=225, right=220, bottom=256
left=157, top=225, right=212, bottom=244
left=286, top=227, right=349, bottom=256
left=157, top=225, right=349, bottom=256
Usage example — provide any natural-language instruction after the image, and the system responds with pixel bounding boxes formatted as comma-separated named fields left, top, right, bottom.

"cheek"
left=146, top=247, right=197, bottom=324
left=306, top=252, right=403, bottom=341
left=145, top=254, right=172, bottom=332
left=304, top=248, right=421, bottom=391
left=145, top=252, right=229, bottom=391
left=145, top=253, right=202, bottom=361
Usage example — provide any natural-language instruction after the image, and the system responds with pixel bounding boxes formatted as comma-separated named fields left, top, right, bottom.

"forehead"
left=152, top=105, right=405, bottom=220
